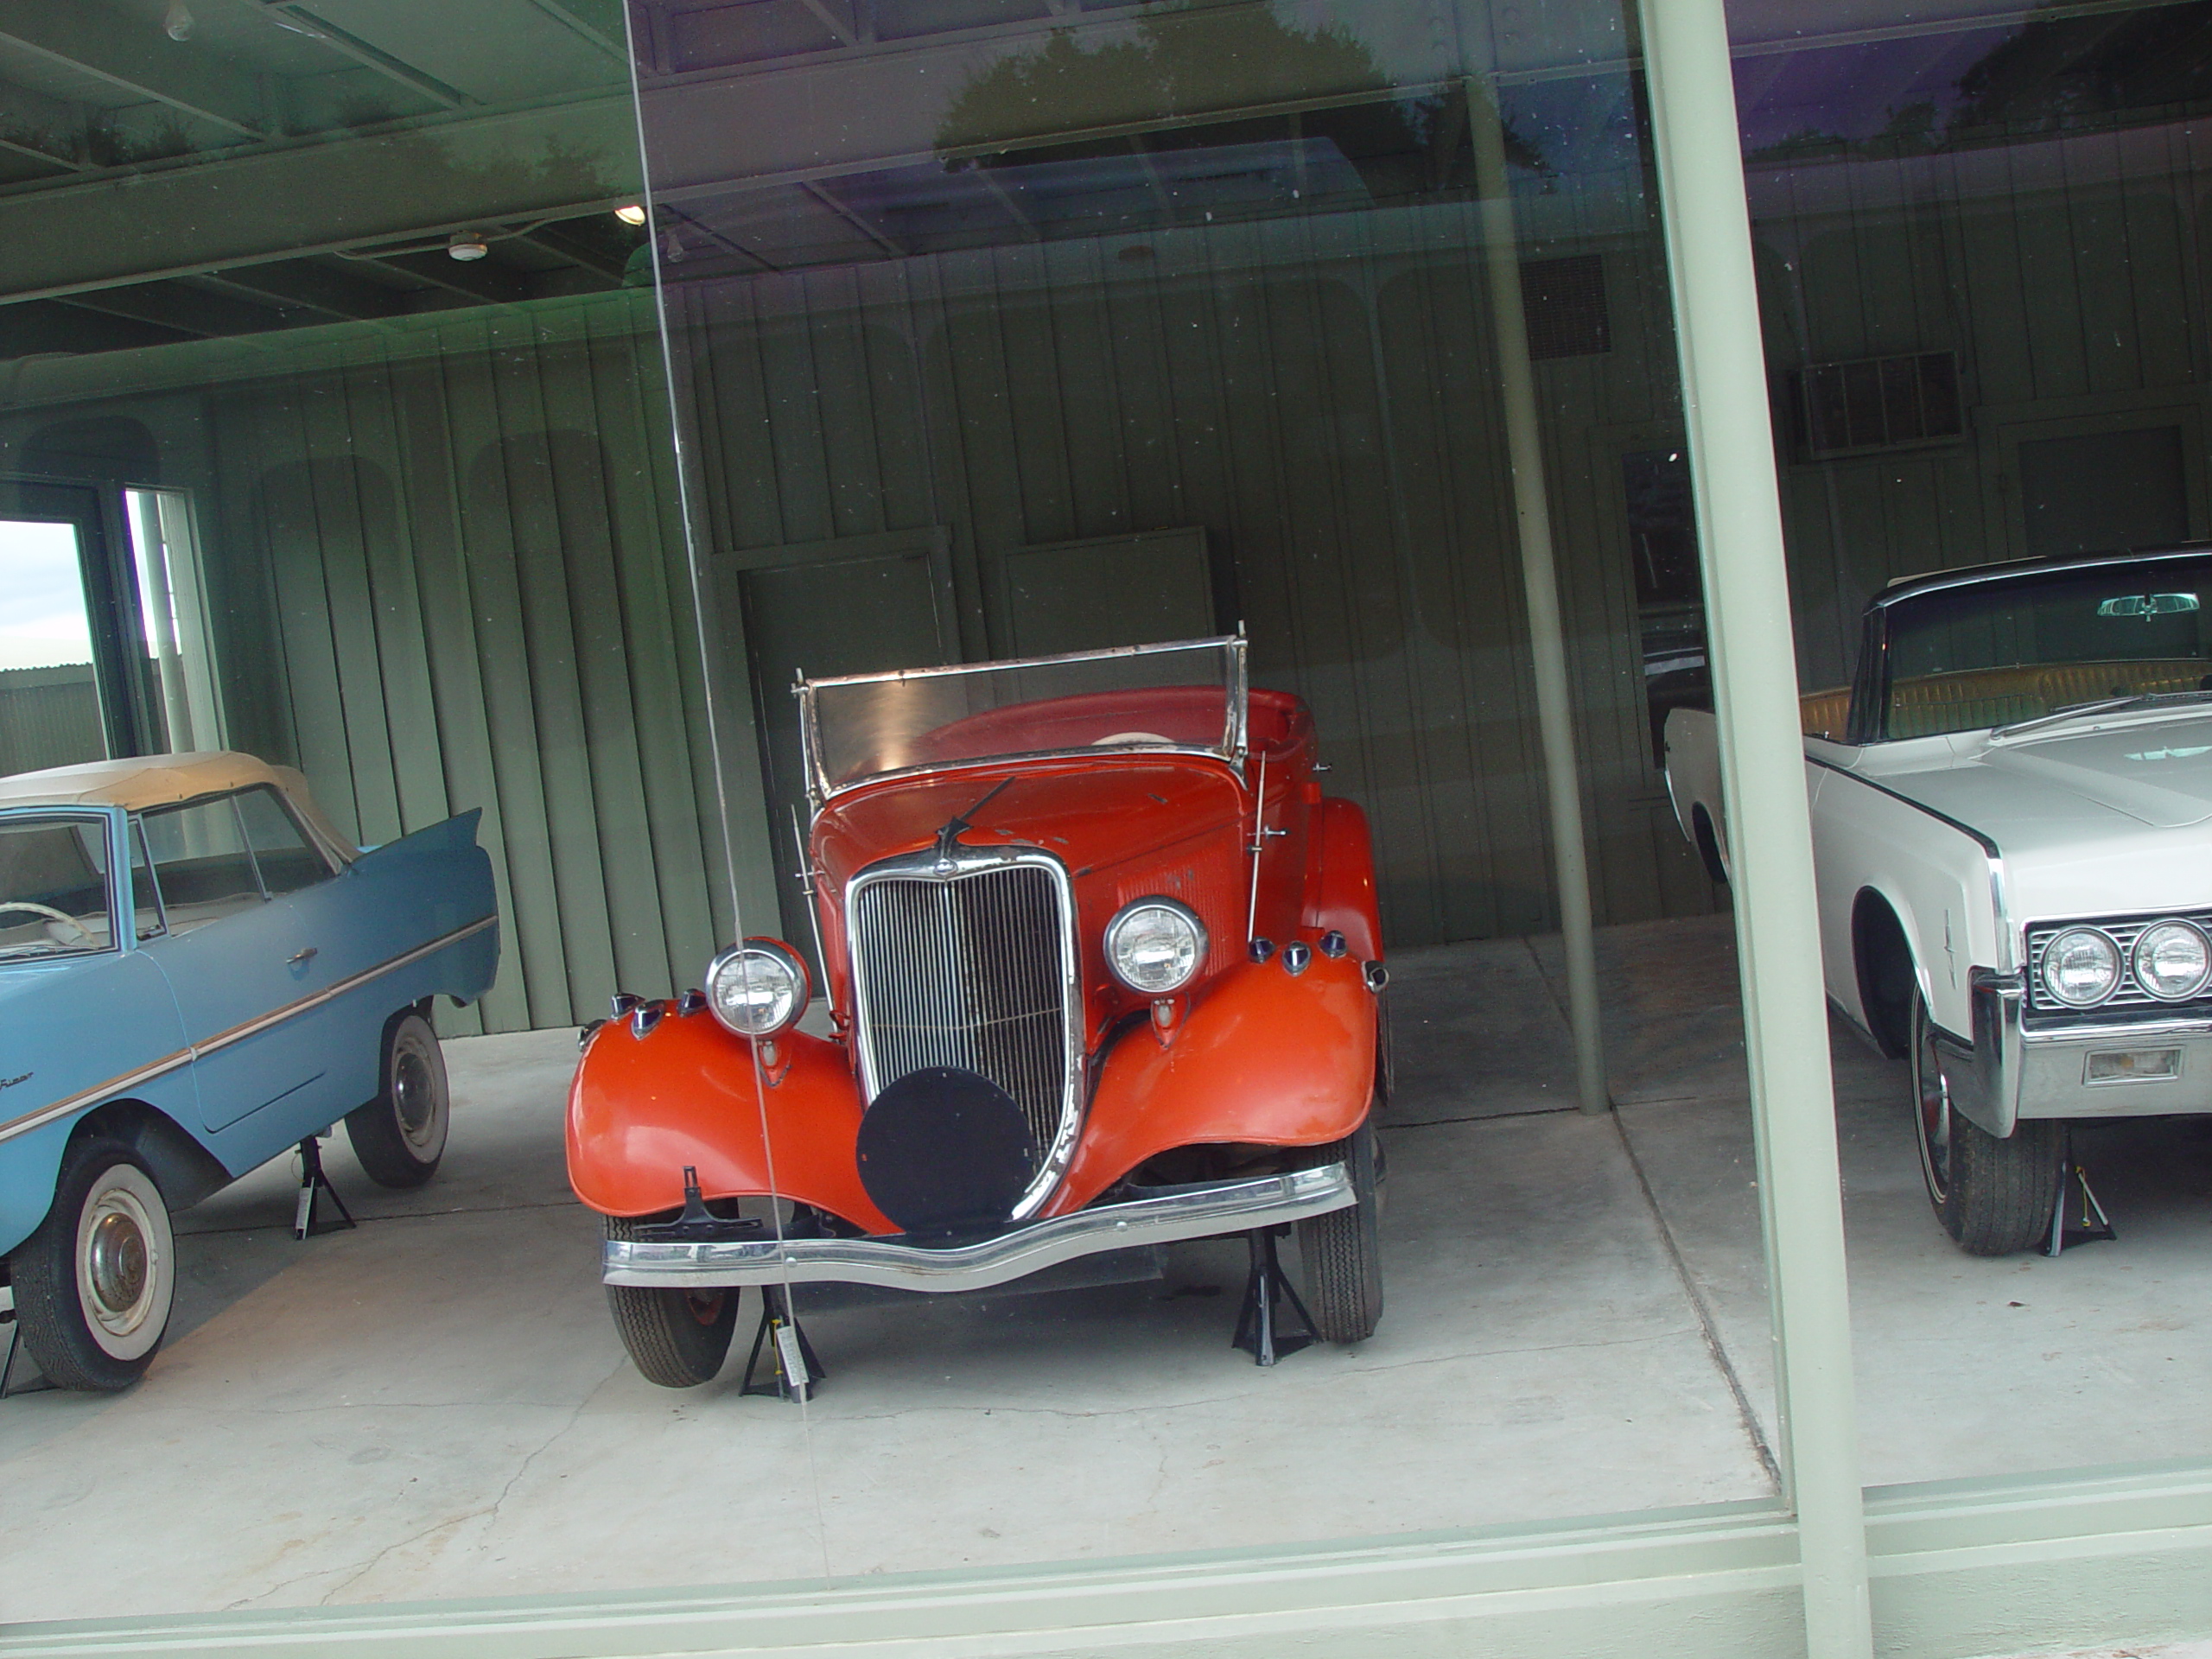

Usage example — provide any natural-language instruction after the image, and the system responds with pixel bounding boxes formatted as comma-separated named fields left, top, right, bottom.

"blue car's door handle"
left=288, top=946, right=319, bottom=965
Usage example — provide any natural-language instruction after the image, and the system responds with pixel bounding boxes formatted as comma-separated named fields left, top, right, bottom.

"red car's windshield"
left=804, top=639, right=1243, bottom=794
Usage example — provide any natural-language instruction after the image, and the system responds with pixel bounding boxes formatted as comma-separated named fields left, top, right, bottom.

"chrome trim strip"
left=0, top=912, right=497, bottom=1148
left=0, top=1045, right=195, bottom=1147
left=2021, top=1012, right=2212, bottom=1046
left=188, top=913, right=498, bottom=1065
left=817, top=747, right=1236, bottom=804
left=602, top=1166, right=1355, bottom=1292
left=805, top=635, right=1239, bottom=690
left=845, top=846, right=1083, bottom=1222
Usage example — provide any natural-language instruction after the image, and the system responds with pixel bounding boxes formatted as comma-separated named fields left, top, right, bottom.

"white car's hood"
left=1844, top=706, right=2212, bottom=918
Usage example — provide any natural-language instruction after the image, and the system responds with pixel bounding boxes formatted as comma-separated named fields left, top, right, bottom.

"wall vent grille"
left=1792, top=350, right=1963, bottom=458
left=1522, top=254, right=1611, bottom=360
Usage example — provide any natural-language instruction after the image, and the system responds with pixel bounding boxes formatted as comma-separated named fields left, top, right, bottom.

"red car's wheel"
left=602, top=1215, right=740, bottom=1387
left=1296, top=1110, right=1384, bottom=1344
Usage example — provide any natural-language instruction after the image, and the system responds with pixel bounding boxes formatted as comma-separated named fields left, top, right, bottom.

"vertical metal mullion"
left=1635, top=1, right=1873, bottom=1655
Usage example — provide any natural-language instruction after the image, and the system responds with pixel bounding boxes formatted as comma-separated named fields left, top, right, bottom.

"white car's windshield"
left=0, top=812, right=119, bottom=963
left=802, top=638, right=1246, bottom=797
left=1878, top=557, right=2212, bottom=739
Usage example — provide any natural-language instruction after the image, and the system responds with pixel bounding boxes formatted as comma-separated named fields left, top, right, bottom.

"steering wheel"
left=1092, top=731, right=1174, bottom=746
left=0, top=900, right=93, bottom=944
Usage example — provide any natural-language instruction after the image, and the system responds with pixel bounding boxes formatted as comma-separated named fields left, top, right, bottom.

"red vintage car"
left=566, top=638, right=1386, bottom=1389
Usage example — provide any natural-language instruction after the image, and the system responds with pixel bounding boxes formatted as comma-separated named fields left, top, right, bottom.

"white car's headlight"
left=1105, top=898, right=1208, bottom=995
left=2041, top=927, right=2121, bottom=1007
left=704, top=938, right=809, bottom=1036
left=2133, top=919, right=2212, bottom=1001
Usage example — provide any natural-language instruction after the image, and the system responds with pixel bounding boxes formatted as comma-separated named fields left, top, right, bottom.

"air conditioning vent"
left=1792, top=351, right=1963, bottom=458
left=1522, top=254, right=1610, bottom=360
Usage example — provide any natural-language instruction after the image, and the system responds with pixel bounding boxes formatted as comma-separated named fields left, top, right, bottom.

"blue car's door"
left=137, top=790, right=326, bottom=1137
left=260, top=809, right=498, bottom=1138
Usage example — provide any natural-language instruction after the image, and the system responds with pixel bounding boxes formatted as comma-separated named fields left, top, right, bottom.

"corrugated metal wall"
left=680, top=205, right=1714, bottom=952
left=0, top=298, right=741, bottom=1036
left=3, top=154, right=2193, bottom=1030
left=0, top=664, right=104, bottom=774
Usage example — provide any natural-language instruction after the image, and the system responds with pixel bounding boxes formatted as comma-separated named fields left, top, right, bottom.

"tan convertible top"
left=0, top=751, right=360, bottom=861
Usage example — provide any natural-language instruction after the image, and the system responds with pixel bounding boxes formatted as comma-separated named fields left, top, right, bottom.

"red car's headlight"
left=704, top=938, right=810, bottom=1037
left=1105, top=898, right=1207, bottom=995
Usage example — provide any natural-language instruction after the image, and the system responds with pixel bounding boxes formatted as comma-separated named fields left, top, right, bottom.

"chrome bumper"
left=601, top=1165, right=1354, bottom=1293
left=1941, top=966, right=2212, bottom=1130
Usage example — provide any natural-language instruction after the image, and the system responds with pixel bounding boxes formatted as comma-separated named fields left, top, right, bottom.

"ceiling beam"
left=796, top=0, right=859, bottom=49
left=252, top=3, right=473, bottom=110
left=186, top=263, right=408, bottom=321
left=354, top=249, right=537, bottom=306
left=0, top=0, right=267, bottom=138
left=53, top=277, right=284, bottom=337
left=0, top=93, right=638, bottom=301
left=521, top=0, right=629, bottom=62
left=0, top=76, right=93, bottom=173
left=803, top=180, right=904, bottom=256
left=518, top=223, right=632, bottom=281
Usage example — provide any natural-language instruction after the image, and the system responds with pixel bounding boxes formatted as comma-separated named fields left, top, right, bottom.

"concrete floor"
left=3, top=914, right=2211, bottom=1624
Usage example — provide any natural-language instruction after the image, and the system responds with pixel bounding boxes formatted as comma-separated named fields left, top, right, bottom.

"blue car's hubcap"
left=86, top=1207, right=148, bottom=1321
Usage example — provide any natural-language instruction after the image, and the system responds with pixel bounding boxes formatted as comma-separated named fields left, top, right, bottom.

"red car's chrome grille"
left=849, top=859, right=1077, bottom=1187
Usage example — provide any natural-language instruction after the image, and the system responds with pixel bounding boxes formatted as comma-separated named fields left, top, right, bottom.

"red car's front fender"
left=1047, top=950, right=1379, bottom=1216
left=566, top=1015, right=894, bottom=1231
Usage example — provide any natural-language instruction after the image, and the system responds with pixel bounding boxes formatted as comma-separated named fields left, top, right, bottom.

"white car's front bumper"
left=1941, top=967, right=2212, bottom=1131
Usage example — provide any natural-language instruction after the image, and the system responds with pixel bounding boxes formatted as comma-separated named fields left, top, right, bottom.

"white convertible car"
left=1667, top=546, right=2212, bottom=1255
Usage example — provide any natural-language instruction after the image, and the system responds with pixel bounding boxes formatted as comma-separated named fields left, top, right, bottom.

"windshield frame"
left=796, top=636, right=1250, bottom=804
left=1851, top=547, right=2212, bottom=744
left=0, top=804, right=124, bottom=967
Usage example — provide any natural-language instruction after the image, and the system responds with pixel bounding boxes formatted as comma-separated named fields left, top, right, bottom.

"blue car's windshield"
left=1878, top=557, right=2212, bottom=739
left=0, top=813, right=118, bottom=963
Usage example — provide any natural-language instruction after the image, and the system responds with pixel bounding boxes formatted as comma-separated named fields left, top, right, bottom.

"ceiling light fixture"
left=164, top=2, right=194, bottom=41
left=613, top=203, right=648, bottom=226
left=448, top=231, right=490, bottom=262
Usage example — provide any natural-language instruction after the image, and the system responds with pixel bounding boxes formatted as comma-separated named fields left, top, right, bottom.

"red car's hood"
left=812, top=754, right=1247, bottom=889
left=809, top=755, right=1255, bottom=1019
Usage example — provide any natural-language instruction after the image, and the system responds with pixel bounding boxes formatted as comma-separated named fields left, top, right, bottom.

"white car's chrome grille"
left=2025, top=912, right=2212, bottom=1014
left=847, top=851, right=1081, bottom=1217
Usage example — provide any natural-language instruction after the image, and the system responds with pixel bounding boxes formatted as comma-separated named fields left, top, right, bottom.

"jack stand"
left=1231, top=1226, right=1316, bottom=1367
left=1, top=1294, right=53, bottom=1399
left=741, top=1286, right=825, bottom=1403
left=293, top=1136, right=356, bottom=1241
left=2044, top=1150, right=2115, bottom=1257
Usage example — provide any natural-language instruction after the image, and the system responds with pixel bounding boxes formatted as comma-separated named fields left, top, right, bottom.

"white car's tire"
left=1912, top=991, right=2060, bottom=1255
left=10, top=1138, right=176, bottom=1391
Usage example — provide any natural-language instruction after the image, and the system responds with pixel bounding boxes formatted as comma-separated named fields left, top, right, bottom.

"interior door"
left=714, top=528, right=961, bottom=960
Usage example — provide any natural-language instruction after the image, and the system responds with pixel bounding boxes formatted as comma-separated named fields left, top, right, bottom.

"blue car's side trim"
left=0, top=912, right=497, bottom=1147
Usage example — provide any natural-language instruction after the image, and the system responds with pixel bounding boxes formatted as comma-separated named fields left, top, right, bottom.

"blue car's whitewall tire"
left=11, top=1138, right=176, bottom=1391
left=346, top=1011, right=449, bottom=1189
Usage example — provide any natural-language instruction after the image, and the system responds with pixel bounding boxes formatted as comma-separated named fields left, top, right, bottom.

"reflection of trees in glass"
left=935, top=5, right=1540, bottom=207
left=1746, top=0, right=2212, bottom=165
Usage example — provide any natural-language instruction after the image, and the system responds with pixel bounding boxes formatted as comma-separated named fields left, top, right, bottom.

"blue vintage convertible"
left=0, top=753, right=498, bottom=1390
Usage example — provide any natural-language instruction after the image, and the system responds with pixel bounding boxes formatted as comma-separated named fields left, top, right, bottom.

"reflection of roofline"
left=1871, top=543, right=2212, bottom=610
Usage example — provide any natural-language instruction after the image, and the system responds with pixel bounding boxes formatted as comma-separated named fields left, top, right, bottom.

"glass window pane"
left=0, top=813, right=112, bottom=958
left=0, top=519, right=104, bottom=773
left=141, top=796, right=263, bottom=926
left=237, top=785, right=327, bottom=896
